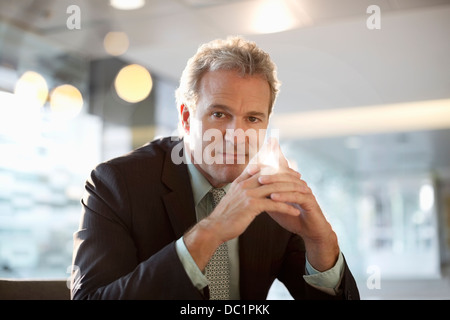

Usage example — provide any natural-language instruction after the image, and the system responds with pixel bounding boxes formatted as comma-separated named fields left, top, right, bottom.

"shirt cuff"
left=175, top=237, right=209, bottom=291
left=303, top=251, right=344, bottom=295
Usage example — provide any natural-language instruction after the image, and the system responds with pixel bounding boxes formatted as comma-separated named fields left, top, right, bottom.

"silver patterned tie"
left=205, top=188, right=231, bottom=300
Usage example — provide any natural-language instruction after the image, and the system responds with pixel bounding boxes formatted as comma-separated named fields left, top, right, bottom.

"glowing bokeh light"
left=14, top=71, right=49, bottom=107
left=103, top=31, right=129, bottom=56
left=419, top=184, right=434, bottom=212
left=50, top=84, right=83, bottom=118
left=114, top=64, right=152, bottom=103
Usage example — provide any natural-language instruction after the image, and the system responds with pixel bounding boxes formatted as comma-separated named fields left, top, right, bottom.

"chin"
left=209, top=163, right=247, bottom=186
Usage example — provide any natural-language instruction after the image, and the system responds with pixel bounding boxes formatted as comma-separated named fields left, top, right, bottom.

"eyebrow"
left=207, top=104, right=268, bottom=120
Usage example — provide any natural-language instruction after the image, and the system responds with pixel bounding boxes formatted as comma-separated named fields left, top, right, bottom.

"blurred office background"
left=0, top=0, right=449, bottom=299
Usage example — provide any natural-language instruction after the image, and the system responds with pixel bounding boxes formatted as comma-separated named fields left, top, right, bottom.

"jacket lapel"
left=161, top=140, right=197, bottom=239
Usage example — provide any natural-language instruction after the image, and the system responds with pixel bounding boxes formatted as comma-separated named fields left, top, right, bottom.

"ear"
left=180, top=104, right=190, bottom=134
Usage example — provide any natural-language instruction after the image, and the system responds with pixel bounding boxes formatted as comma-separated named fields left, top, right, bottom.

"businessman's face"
left=183, top=69, right=271, bottom=188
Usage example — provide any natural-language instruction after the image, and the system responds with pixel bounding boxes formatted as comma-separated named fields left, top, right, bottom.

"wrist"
left=303, top=231, right=340, bottom=272
left=183, top=218, right=223, bottom=271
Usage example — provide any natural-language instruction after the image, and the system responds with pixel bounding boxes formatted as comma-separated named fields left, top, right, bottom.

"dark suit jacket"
left=71, top=136, right=360, bottom=300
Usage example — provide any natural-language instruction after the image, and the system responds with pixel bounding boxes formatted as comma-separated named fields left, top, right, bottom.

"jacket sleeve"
left=70, top=162, right=204, bottom=300
left=278, top=234, right=360, bottom=300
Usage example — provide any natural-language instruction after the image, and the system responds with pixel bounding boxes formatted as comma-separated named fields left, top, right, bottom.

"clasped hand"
left=209, top=138, right=339, bottom=271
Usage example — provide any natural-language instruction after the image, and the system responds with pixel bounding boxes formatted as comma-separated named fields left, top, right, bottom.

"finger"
left=256, top=181, right=311, bottom=198
left=233, top=169, right=261, bottom=188
left=230, top=166, right=265, bottom=193
left=259, top=160, right=301, bottom=180
left=246, top=163, right=262, bottom=176
left=247, top=162, right=286, bottom=176
left=261, top=198, right=300, bottom=216
left=258, top=172, right=307, bottom=188
left=269, top=192, right=319, bottom=214
left=234, top=164, right=256, bottom=184
left=270, top=192, right=313, bottom=204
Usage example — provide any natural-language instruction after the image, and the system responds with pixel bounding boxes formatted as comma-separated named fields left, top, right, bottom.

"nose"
left=224, top=118, right=248, bottom=146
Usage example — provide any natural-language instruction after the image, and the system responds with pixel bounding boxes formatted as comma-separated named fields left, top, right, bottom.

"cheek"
left=189, top=117, right=203, bottom=136
left=187, top=118, right=207, bottom=148
left=201, top=121, right=226, bottom=148
left=247, top=127, right=268, bottom=156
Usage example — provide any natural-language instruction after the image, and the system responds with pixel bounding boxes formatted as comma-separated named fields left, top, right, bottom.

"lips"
left=219, top=152, right=247, bottom=163
left=221, top=152, right=246, bottom=156
left=219, top=152, right=247, bottom=157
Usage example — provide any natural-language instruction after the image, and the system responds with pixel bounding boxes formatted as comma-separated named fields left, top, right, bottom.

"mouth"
left=218, top=152, right=247, bottom=164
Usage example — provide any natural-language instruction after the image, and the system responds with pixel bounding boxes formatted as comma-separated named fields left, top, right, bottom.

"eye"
left=248, top=116, right=260, bottom=123
left=212, top=112, right=225, bottom=119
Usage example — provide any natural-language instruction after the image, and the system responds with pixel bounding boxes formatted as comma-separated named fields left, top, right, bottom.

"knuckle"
left=307, top=193, right=316, bottom=202
left=237, top=179, right=246, bottom=188
left=242, top=189, right=253, bottom=200
left=246, top=197, right=257, bottom=207
left=238, top=179, right=251, bottom=191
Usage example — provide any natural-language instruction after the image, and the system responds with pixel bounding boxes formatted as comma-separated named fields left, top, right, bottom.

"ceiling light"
left=110, top=0, right=145, bottom=10
left=251, top=0, right=301, bottom=34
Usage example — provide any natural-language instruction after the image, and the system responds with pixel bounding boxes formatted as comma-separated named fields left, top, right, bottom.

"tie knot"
left=210, top=188, right=226, bottom=208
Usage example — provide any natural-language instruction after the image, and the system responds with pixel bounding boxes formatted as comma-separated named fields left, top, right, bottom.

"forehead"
left=197, top=69, right=271, bottom=112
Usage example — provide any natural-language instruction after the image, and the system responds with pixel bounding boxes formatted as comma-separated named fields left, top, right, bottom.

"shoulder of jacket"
left=102, top=136, right=182, bottom=165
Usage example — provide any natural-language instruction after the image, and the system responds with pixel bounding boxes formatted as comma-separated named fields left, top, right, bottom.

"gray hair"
left=175, top=36, right=281, bottom=125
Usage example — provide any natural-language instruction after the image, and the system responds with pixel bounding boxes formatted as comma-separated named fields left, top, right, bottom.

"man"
left=71, top=36, right=360, bottom=300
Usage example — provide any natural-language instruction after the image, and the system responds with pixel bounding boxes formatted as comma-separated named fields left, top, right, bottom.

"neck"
left=184, top=140, right=227, bottom=188
left=192, top=161, right=227, bottom=189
